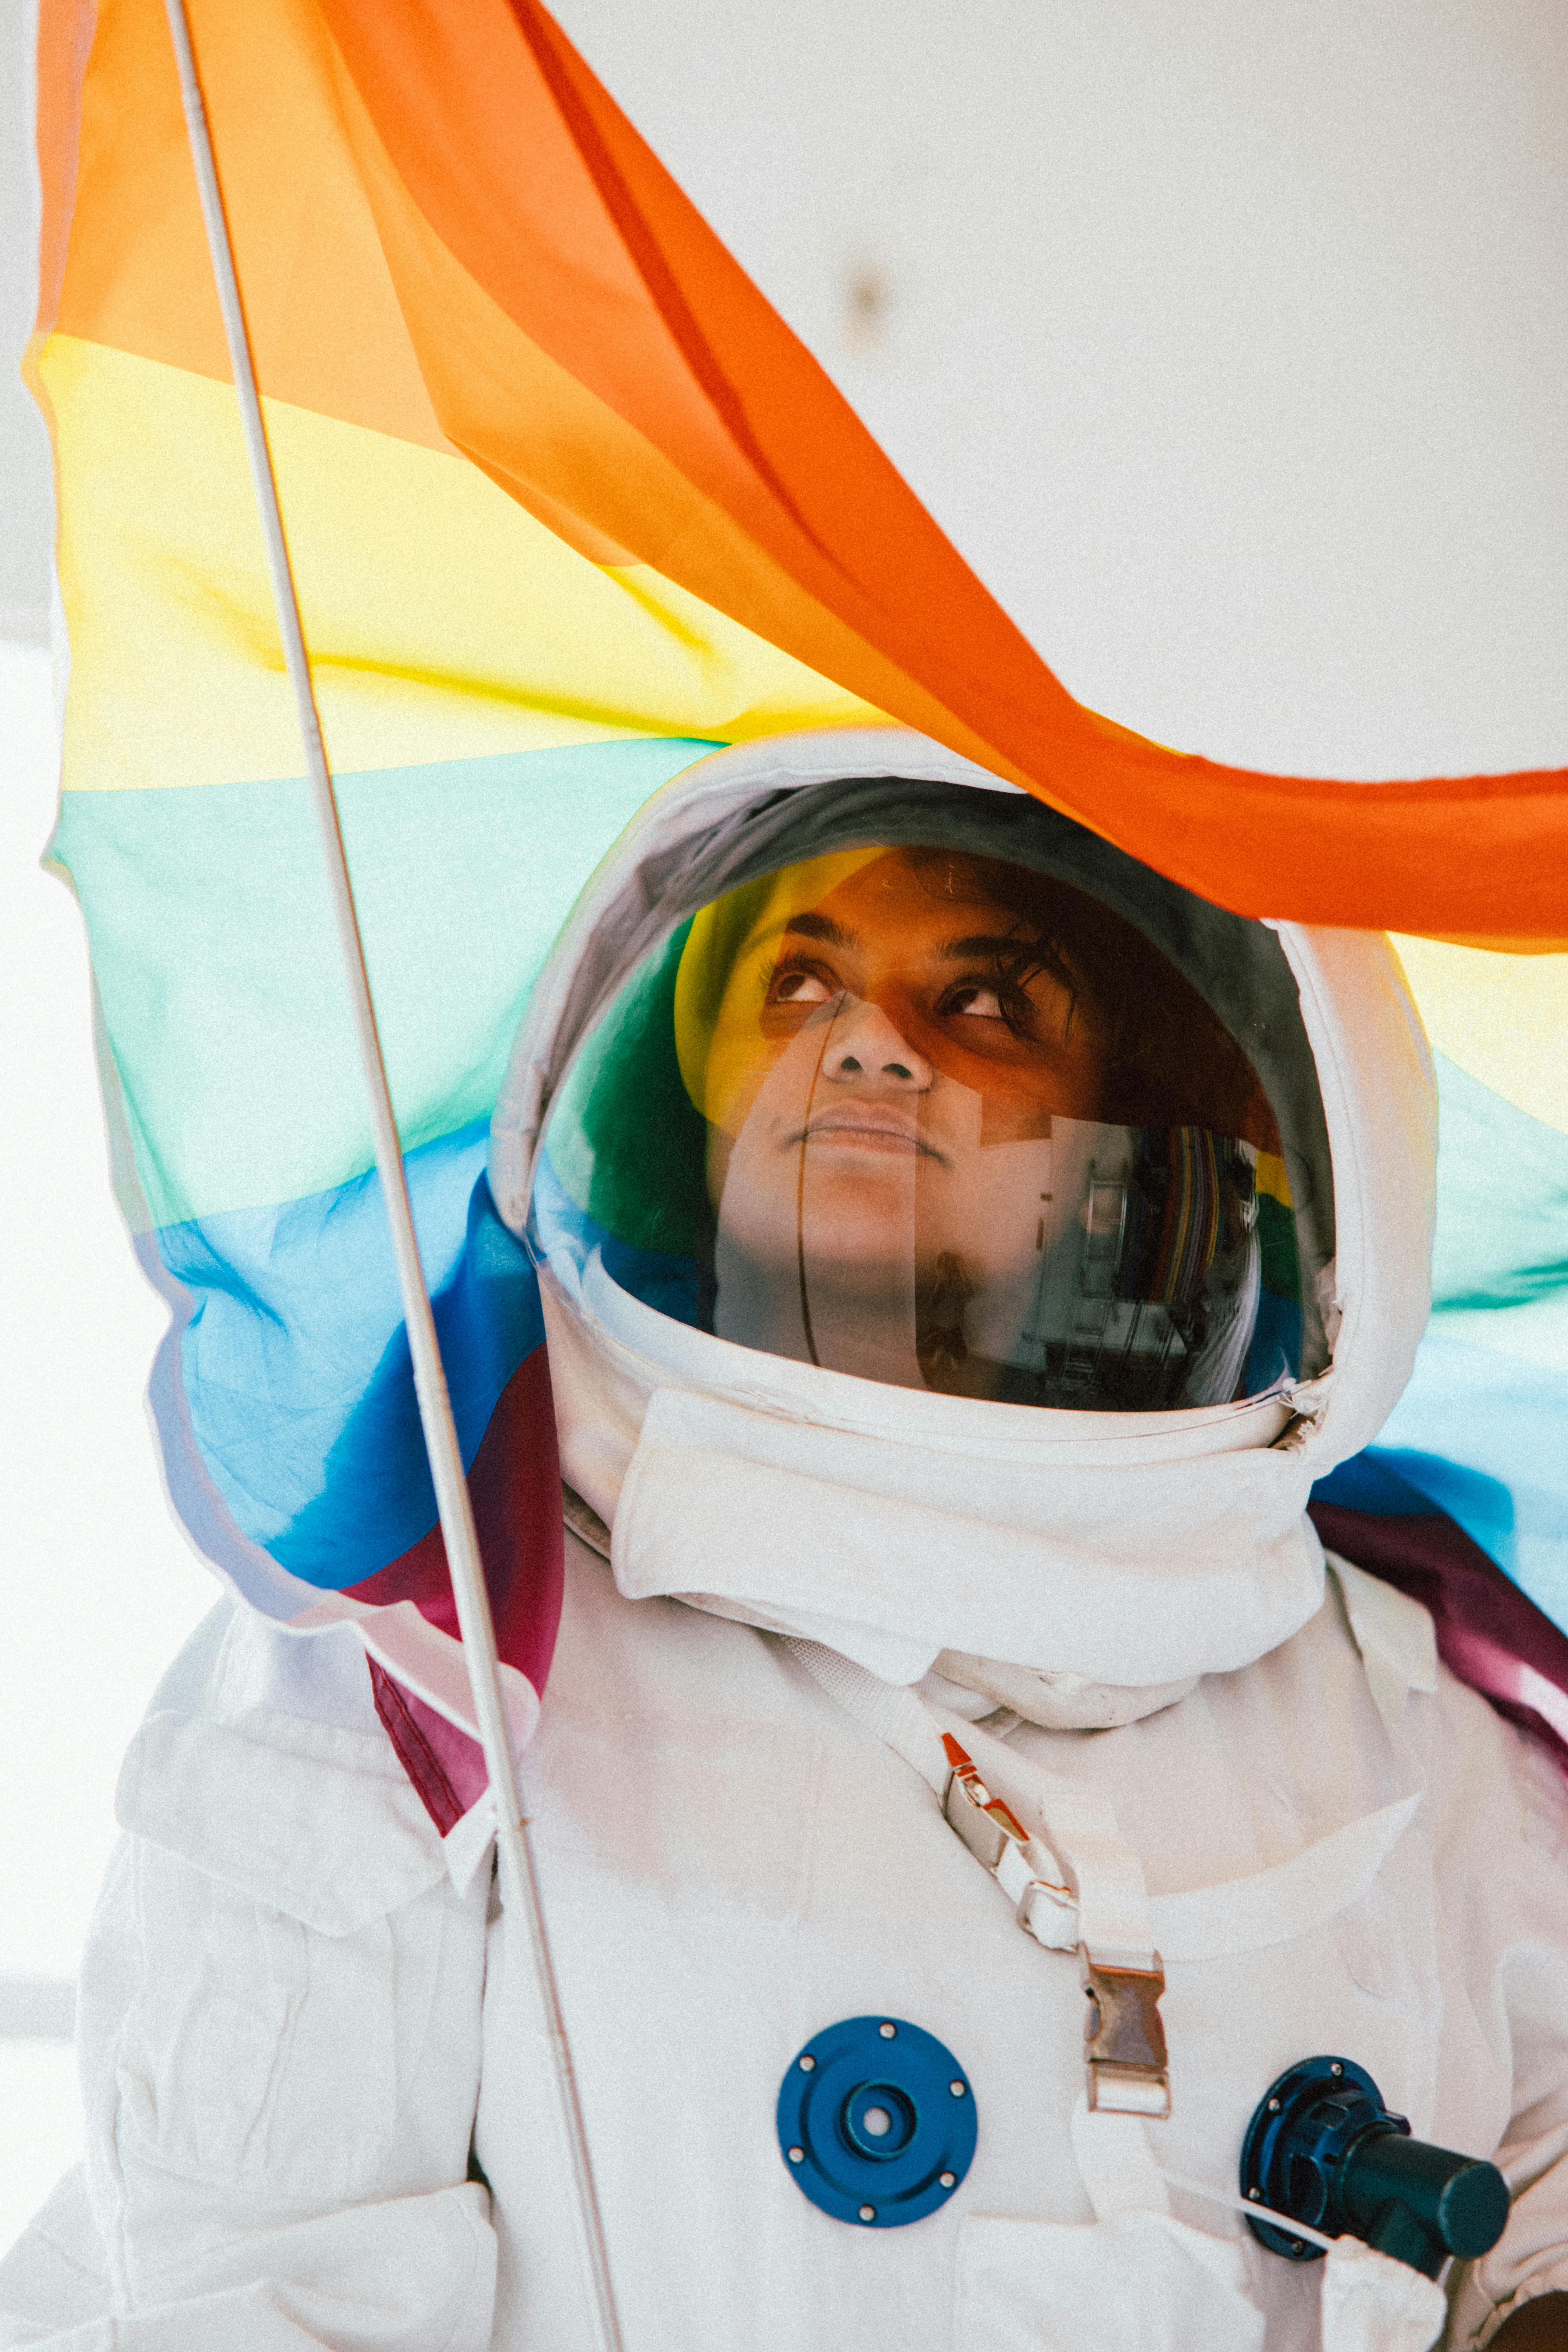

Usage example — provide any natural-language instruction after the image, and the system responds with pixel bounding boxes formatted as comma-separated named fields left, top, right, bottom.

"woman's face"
left=701, top=851, right=1113, bottom=1383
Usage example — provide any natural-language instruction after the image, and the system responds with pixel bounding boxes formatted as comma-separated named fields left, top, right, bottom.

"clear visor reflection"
left=709, top=989, right=1262, bottom=1408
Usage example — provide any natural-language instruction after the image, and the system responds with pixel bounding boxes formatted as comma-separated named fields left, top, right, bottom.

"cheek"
left=704, top=1040, right=787, bottom=1139
left=710, top=1098, right=801, bottom=1256
left=705, top=1126, right=731, bottom=1214
left=915, top=1026, right=1106, bottom=1128
left=703, top=1050, right=763, bottom=1137
left=720, top=1019, right=843, bottom=1136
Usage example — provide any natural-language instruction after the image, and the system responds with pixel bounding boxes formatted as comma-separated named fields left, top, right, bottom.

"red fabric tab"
left=1312, top=1500, right=1568, bottom=1778
left=358, top=1345, right=563, bottom=1833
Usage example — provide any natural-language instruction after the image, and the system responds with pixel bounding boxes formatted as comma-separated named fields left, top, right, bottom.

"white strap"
left=1151, top=1793, right=1421, bottom=1965
left=787, top=1639, right=1083, bottom=1946
left=788, top=1640, right=1152, bottom=1931
left=788, top=1638, right=1158, bottom=1955
left=1071, top=2094, right=1171, bottom=2221
left=1024, top=1782, right=1158, bottom=1968
left=785, top=1638, right=950, bottom=1795
left=788, top=1640, right=1170, bottom=2120
left=942, top=1712, right=1161, bottom=1973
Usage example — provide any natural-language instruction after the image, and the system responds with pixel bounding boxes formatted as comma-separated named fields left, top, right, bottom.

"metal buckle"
left=940, top=1732, right=1034, bottom=1869
left=941, top=1736, right=1078, bottom=1953
left=1082, top=1952, right=1170, bottom=2119
left=942, top=1735, right=1168, bottom=2114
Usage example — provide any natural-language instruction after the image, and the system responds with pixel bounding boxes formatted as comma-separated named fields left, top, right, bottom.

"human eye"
left=941, top=981, right=1008, bottom=1022
left=764, top=960, right=837, bottom=1009
left=936, top=968, right=1052, bottom=1048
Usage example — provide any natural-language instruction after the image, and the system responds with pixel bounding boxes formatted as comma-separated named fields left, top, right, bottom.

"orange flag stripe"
left=36, top=0, right=1568, bottom=936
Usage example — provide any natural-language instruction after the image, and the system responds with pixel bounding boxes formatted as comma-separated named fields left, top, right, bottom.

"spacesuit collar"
left=541, top=1249, right=1329, bottom=1693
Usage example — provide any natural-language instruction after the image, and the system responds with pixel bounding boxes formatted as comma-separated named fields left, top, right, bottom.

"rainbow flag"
left=1315, top=941, right=1568, bottom=1647
left=28, top=0, right=1568, bottom=1780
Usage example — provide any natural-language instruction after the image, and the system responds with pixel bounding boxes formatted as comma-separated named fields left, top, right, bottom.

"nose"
left=820, top=993, right=933, bottom=1091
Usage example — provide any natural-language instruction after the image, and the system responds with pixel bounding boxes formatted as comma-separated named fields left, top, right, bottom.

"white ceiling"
left=553, top=0, right=1568, bottom=782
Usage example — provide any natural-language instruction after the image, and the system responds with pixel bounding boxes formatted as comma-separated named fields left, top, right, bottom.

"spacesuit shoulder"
left=54, top=1602, right=496, bottom=2343
left=112, top=1598, right=448, bottom=1935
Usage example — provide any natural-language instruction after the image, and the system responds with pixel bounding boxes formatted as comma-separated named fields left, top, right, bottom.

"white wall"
left=0, top=0, right=50, bottom=642
left=0, top=643, right=214, bottom=2246
left=0, top=0, right=213, bottom=2250
left=0, top=642, right=216, bottom=1979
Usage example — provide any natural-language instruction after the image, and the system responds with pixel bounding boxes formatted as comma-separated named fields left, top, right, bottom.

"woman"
left=5, top=733, right=1566, bottom=2350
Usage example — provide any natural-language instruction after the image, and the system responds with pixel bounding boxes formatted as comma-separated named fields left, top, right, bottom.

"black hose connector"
left=1240, top=2056, right=1510, bottom=2278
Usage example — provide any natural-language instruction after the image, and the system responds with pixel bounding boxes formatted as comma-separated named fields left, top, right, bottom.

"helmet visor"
left=538, top=839, right=1323, bottom=1412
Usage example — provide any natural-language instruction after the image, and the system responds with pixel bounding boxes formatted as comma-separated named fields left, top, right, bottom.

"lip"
left=795, top=1106, right=941, bottom=1159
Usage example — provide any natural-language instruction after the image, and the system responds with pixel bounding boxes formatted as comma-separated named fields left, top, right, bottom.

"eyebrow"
left=937, top=932, right=1032, bottom=960
left=776, top=918, right=1043, bottom=965
left=779, top=911, right=858, bottom=951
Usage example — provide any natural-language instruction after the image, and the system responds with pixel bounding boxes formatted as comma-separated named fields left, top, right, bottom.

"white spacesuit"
left=4, top=732, right=1568, bottom=2352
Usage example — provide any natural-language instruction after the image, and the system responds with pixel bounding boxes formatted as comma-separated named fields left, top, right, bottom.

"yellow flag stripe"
left=1393, top=934, right=1568, bottom=1139
left=40, top=333, right=886, bottom=795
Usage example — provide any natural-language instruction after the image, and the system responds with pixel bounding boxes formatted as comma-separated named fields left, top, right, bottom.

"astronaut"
left=4, top=733, right=1568, bottom=2352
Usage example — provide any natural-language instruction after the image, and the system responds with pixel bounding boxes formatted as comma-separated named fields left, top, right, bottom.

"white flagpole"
left=159, top=9, right=625, bottom=2346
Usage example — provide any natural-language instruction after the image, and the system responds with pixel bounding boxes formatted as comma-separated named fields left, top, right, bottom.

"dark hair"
left=904, top=849, right=1282, bottom=1149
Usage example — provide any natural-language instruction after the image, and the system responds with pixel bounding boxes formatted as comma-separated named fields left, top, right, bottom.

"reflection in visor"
left=538, top=844, right=1312, bottom=1413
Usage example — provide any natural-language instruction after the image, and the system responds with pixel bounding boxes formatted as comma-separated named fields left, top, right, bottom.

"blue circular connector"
left=776, top=2016, right=977, bottom=2228
left=1241, top=2054, right=1510, bottom=2276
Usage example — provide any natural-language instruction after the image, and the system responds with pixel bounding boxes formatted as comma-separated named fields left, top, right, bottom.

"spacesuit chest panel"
left=814, top=1605, right=1446, bottom=2352
left=945, top=1834, right=1444, bottom=2352
left=1023, top=1576, right=1442, bottom=2126
left=470, top=1538, right=1467, bottom=2352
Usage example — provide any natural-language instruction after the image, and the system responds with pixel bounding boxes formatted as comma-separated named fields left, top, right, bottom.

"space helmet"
left=528, top=773, right=1336, bottom=1417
